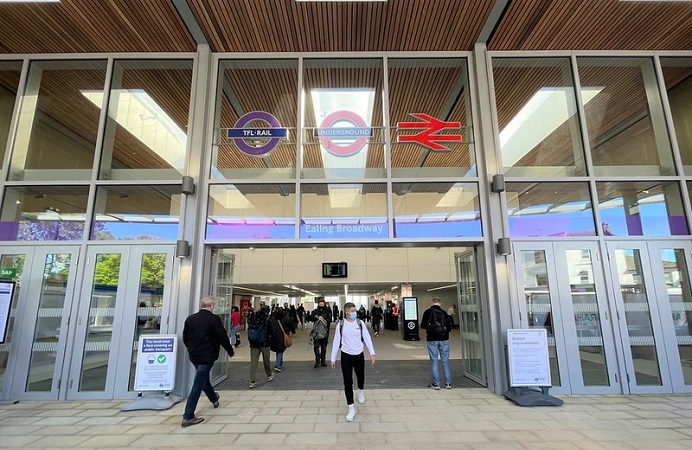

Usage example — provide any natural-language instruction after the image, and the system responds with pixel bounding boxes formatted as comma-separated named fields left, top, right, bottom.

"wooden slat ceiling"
left=187, top=0, right=495, bottom=52
left=0, top=0, right=195, bottom=53
left=489, top=0, right=692, bottom=51
left=0, top=1, right=689, bottom=54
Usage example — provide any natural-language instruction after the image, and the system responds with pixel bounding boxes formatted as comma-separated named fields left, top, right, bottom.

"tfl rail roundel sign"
left=227, top=111, right=288, bottom=157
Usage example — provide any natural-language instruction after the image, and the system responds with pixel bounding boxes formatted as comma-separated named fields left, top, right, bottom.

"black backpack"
left=428, top=308, right=447, bottom=335
left=248, top=313, right=268, bottom=345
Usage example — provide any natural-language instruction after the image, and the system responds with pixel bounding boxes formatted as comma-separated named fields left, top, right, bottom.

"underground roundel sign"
left=315, top=110, right=373, bottom=157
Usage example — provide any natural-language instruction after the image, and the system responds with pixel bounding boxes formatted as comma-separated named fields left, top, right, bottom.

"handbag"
left=278, top=320, right=292, bottom=348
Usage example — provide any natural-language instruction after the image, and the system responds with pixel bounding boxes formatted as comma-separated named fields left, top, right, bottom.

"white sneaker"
left=346, top=408, right=356, bottom=422
left=357, top=390, right=365, bottom=404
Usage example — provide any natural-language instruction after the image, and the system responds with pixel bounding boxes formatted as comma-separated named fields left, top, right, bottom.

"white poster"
left=134, top=335, right=177, bottom=391
left=0, top=282, right=16, bottom=344
left=507, top=328, right=551, bottom=387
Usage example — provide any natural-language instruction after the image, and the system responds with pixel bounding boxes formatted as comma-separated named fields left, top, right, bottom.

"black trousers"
left=372, top=318, right=380, bottom=334
left=340, top=351, right=365, bottom=405
left=313, top=338, right=327, bottom=363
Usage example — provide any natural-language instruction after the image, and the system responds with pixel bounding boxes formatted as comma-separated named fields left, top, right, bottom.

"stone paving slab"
left=1, top=390, right=692, bottom=449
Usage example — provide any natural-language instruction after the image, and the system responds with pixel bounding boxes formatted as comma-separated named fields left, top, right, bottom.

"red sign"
left=397, top=113, right=462, bottom=151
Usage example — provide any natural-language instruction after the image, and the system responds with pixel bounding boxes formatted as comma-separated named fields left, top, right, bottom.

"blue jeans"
left=275, top=351, right=284, bottom=369
left=183, top=363, right=216, bottom=420
left=427, top=340, right=452, bottom=385
left=230, top=325, right=240, bottom=346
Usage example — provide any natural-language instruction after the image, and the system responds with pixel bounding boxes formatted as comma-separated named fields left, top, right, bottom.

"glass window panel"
left=129, top=253, right=167, bottom=391
left=577, top=57, right=675, bottom=177
left=0, top=186, right=89, bottom=241
left=389, top=58, right=475, bottom=178
left=520, top=250, right=560, bottom=386
left=565, top=249, right=609, bottom=386
left=506, top=182, right=595, bottom=237
left=661, top=58, right=692, bottom=176
left=302, top=59, right=385, bottom=179
left=99, top=60, right=193, bottom=180
left=392, top=182, right=481, bottom=238
left=300, top=183, right=387, bottom=239
left=0, top=253, right=24, bottom=396
left=597, top=181, right=688, bottom=237
left=613, top=248, right=662, bottom=386
left=0, top=61, right=22, bottom=166
left=79, top=253, right=121, bottom=392
left=213, top=59, right=298, bottom=180
left=26, top=253, right=72, bottom=392
left=658, top=248, right=692, bottom=385
left=207, top=184, right=296, bottom=240
left=91, top=185, right=180, bottom=241
left=10, top=60, right=107, bottom=181
left=492, top=58, right=586, bottom=177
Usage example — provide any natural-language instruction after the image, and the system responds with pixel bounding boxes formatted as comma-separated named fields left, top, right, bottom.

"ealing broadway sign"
left=229, top=111, right=463, bottom=157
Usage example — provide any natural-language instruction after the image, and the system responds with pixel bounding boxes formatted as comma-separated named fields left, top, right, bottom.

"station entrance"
left=202, top=245, right=490, bottom=390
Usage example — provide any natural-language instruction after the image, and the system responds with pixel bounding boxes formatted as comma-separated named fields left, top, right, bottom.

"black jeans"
left=313, top=338, right=327, bottom=363
left=372, top=318, right=380, bottom=334
left=340, top=351, right=365, bottom=405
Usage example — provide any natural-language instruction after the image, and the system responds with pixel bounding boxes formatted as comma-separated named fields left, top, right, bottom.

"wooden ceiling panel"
left=490, top=0, right=692, bottom=51
left=187, top=0, right=495, bottom=52
left=0, top=1, right=195, bottom=53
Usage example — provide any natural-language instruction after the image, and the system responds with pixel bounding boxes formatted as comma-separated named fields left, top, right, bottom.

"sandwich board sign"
left=134, top=335, right=177, bottom=391
left=507, top=328, right=551, bottom=387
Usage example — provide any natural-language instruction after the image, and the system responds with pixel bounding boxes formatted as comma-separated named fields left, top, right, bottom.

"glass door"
left=67, top=245, right=173, bottom=399
left=513, top=242, right=618, bottom=394
left=209, top=249, right=234, bottom=385
left=0, top=247, right=80, bottom=401
left=455, top=249, right=486, bottom=385
left=607, top=241, right=692, bottom=394
left=0, top=247, right=29, bottom=400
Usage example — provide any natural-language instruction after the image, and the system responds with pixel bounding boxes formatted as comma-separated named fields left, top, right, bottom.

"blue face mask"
left=348, top=312, right=357, bottom=320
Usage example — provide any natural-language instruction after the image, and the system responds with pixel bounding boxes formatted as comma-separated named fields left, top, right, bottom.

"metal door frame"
left=66, top=245, right=174, bottom=400
left=605, top=241, right=674, bottom=394
left=8, top=245, right=80, bottom=400
left=207, top=247, right=234, bottom=386
left=552, top=242, right=621, bottom=394
left=454, top=247, right=487, bottom=385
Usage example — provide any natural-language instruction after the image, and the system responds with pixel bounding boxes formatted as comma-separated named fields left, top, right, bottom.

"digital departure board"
left=322, top=262, right=348, bottom=278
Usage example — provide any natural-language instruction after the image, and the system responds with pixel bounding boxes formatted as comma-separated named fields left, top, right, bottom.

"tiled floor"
left=2, top=390, right=692, bottom=449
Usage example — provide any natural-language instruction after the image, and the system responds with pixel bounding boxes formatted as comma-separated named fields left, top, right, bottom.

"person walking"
left=309, top=297, right=333, bottom=368
left=420, top=297, right=453, bottom=390
left=247, top=304, right=274, bottom=389
left=297, top=303, right=305, bottom=329
left=270, top=307, right=296, bottom=372
left=229, top=305, right=241, bottom=347
left=370, top=300, right=383, bottom=337
left=330, top=302, right=376, bottom=422
left=447, top=304, right=457, bottom=329
left=181, top=296, right=234, bottom=427
left=288, top=304, right=298, bottom=328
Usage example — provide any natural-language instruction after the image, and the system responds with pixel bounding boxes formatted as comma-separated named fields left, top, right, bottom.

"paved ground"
left=2, top=389, right=692, bottom=449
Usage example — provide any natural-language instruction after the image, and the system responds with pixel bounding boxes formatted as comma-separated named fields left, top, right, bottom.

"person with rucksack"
left=309, top=297, right=332, bottom=368
left=420, top=297, right=453, bottom=390
left=370, top=300, right=383, bottom=337
left=247, top=304, right=274, bottom=388
left=270, top=307, right=296, bottom=373
left=330, top=302, right=376, bottom=422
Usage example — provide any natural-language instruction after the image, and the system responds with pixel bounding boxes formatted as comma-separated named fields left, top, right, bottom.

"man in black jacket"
left=181, top=296, right=234, bottom=427
left=419, top=297, right=453, bottom=390
left=309, top=297, right=333, bottom=368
